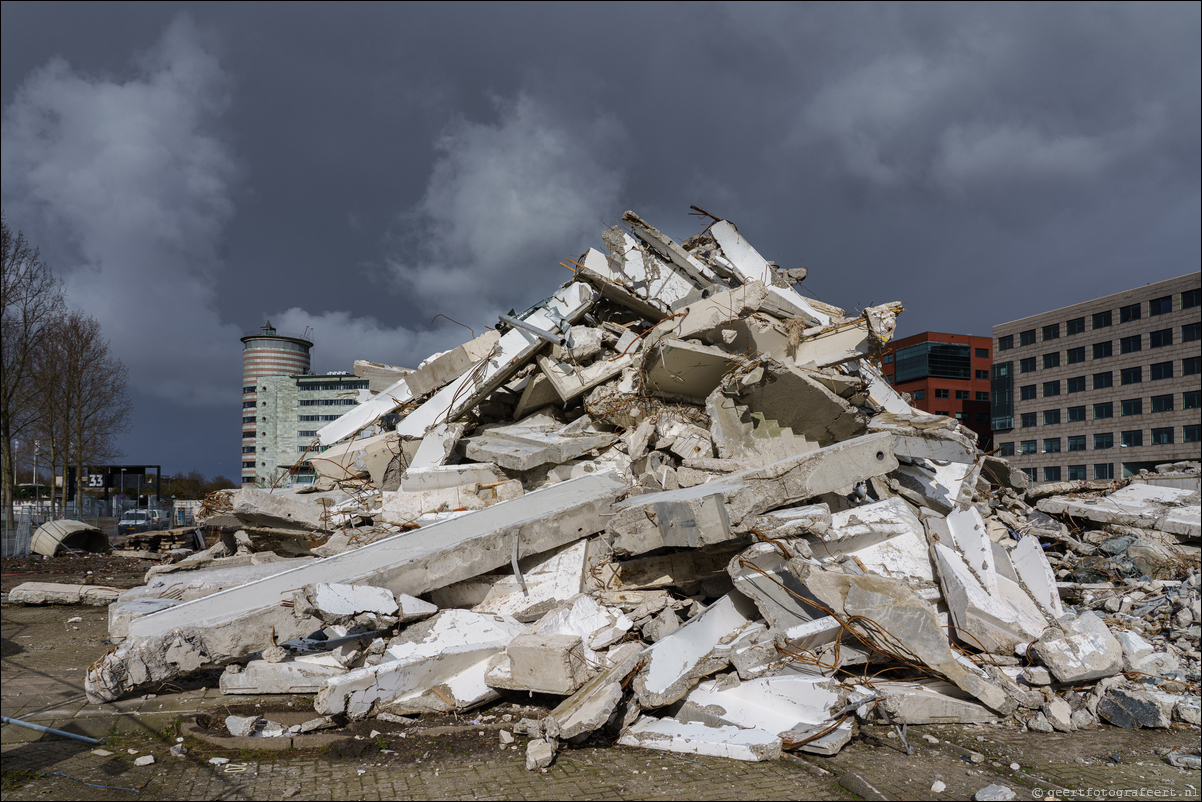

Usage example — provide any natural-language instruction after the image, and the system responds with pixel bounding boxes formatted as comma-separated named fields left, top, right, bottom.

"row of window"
left=297, top=430, right=318, bottom=438
left=297, top=445, right=331, bottom=453
left=1023, top=465, right=1115, bottom=482
left=932, top=411, right=991, bottom=423
left=912, top=389, right=991, bottom=401
left=298, top=414, right=340, bottom=422
left=297, top=380, right=369, bottom=391
left=1017, top=358, right=1200, bottom=398
left=882, top=347, right=991, bottom=364
left=1016, top=327, right=1200, bottom=373
left=242, top=386, right=256, bottom=394
left=1016, top=391, right=1200, bottom=427
left=298, top=398, right=358, bottom=407
left=997, top=289, right=1200, bottom=350
left=1000, top=424, right=1201, bottom=456
left=242, top=415, right=256, bottom=424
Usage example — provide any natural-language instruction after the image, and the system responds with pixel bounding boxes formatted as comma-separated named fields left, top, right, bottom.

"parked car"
left=116, top=510, right=167, bottom=536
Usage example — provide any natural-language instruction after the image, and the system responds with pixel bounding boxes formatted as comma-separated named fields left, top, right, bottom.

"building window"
left=1093, top=341, right=1112, bottom=359
left=1020, top=357, right=1037, bottom=373
left=1068, top=464, right=1087, bottom=481
left=1149, top=328, right=1172, bottom=348
left=1148, top=295, right=1172, bottom=316
left=1043, top=324, right=1060, bottom=341
left=1066, top=317, right=1086, bottom=335
left=1067, top=376, right=1086, bottom=393
left=1043, top=352, right=1060, bottom=369
left=1151, top=394, right=1174, bottom=413
left=1094, top=402, right=1114, bottom=419
left=1120, top=334, right=1141, bottom=354
left=243, top=401, right=257, bottom=409
left=934, top=388, right=950, bottom=398
left=975, top=369, right=989, bottom=379
left=1021, top=412, right=1038, bottom=428
left=1095, top=432, right=1114, bottom=450
left=1044, top=409, right=1061, bottom=425
left=1185, top=424, right=1201, bottom=443
left=1044, top=466, right=1062, bottom=482
left=882, top=353, right=893, bottom=364
left=1043, top=380, right=1060, bottom=397
left=997, top=335, right=1014, bottom=351
left=955, top=390, right=970, bottom=400
left=242, top=431, right=255, bottom=439
left=1020, top=385, right=1037, bottom=401
left=297, top=430, right=318, bottom=438
left=242, top=385, right=256, bottom=394
left=976, top=412, right=990, bottom=423
left=242, top=415, right=256, bottom=423
left=954, top=412, right=966, bottom=422
left=974, top=347, right=989, bottom=358
left=1043, top=437, right=1061, bottom=453
left=885, top=374, right=895, bottom=384
left=1183, top=288, right=1200, bottom=309
left=1121, top=430, right=1143, bottom=447
left=1184, top=390, right=1200, bottom=410
left=1093, top=371, right=1112, bottom=390
left=894, top=342, right=972, bottom=382
left=1151, top=427, right=1174, bottom=445
left=913, top=389, right=925, bottom=400
left=1186, top=356, right=1201, bottom=376
left=1067, top=435, right=1086, bottom=452
left=1095, top=463, right=1114, bottom=480
left=1020, top=329, right=1037, bottom=346
left=1066, top=346, right=1085, bottom=364
left=1020, top=440, right=1037, bottom=454
left=242, top=446, right=256, bottom=454
left=1150, top=361, right=1173, bottom=381
left=1121, top=398, right=1143, bottom=416
left=999, top=442, right=1015, bottom=457
left=1119, top=303, right=1141, bottom=323
left=1093, top=310, right=1112, bottom=329
left=1183, top=322, right=1201, bottom=342
left=1120, top=367, right=1142, bottom=385
left=1068, top=405, right=1086, bottom=422
left=242, top=461, right=255, bottom=469
left=976, top=391, right=989, bottom=401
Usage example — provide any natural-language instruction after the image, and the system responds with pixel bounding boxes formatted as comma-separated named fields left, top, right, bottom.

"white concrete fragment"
left=400, top=464, right=504, bottom=492
left=9, top=582, right=122, bottom=606
left=679, top=674, right=843, bottom=746
left=504, top=633, right=595, bottom=695
left=633, top=593, right=759, bottom=708
left=710, top=220, right=829, bottom=326
left=618, top=717, right=781, bottom=762
left=304, top=583, right=399, bottom=619
left=220, top=658, right=347, bottom=694
left=431, top=540, right=589, bottom=623
left=1030, top=611, right=1124, bottom=684
left=408, top=422, right=468, bottom=470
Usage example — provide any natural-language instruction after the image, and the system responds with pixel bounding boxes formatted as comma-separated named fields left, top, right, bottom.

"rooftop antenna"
left=303, top=326, right=314, bottom=340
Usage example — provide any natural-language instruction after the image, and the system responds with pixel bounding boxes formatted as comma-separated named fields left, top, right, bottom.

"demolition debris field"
left=4, top=209, right=1200, bottom=799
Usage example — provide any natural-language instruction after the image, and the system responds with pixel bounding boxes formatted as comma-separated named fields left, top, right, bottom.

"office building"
left=880, top=332, right=994, bottom=448
left=991, top=274, right=1200, bottom=482
left=240, top=322, right=313, bottom=486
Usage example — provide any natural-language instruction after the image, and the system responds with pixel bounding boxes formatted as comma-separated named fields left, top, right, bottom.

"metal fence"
left=1, top=500, right=170, bottom=559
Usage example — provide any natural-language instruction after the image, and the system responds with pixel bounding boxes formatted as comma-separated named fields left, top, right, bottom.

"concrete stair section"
left=710, top=394, right=814, bottom=466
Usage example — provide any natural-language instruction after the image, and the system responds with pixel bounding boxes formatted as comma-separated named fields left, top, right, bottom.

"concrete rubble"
left=53, top=211, right=1196, bottom=767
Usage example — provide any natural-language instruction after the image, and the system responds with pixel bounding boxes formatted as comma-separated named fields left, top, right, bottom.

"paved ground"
left=3, top=603, right=1199, bottom=801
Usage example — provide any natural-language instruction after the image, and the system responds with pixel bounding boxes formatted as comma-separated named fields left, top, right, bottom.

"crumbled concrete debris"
left=84, top=211, right=1198, bottom=767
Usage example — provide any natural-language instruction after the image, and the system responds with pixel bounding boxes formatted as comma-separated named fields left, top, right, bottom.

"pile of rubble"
left=72, top=211, right=1199, bottom=765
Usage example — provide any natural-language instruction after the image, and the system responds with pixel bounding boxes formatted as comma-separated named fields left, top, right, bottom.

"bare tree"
left=2, top=215, right=65, bottom=526
left=40, top=312, right=132, bottom=508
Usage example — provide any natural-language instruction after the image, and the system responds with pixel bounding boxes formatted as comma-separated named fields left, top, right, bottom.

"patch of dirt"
left=2, top=554, right=151, bottom=594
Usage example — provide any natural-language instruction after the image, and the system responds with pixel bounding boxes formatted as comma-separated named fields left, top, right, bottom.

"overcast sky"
left=2, top=2, right=1198, bottom=481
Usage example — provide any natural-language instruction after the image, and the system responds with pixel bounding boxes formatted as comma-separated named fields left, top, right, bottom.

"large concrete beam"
left=84, top=472, right=626, bottom=703
left=607, top=432, right=898, bottom=556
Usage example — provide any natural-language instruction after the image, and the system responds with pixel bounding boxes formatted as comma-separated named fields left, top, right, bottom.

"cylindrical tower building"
left=240, top=322, right=312, bottom=486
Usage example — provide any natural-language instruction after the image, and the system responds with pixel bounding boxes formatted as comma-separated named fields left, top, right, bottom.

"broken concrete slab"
left=632, top=592, right=759, bottom=708
left=537, top=351, right=637, bottom=404
left=1097, top=686, right=1177, bottom=729
left=353, top=359, right=412, bottom=393
left=443, top=540, right=589, bottom=623
left=709, top=220, right=829, bottom=327
left=815, top=498, right=934, bottom=583
left=316, top=610, right=525, bottom=718
left=85, top=472, right=625, bottom=702
left=108, top=598, right=182, bottom=643
left=311, top=431, right=399, bottom=486
left=875, top=679, right=997, bottom=725
left=9, top=582, right=122, bottom=606
left=645, top=339, right=741, bottom=401
left=727, top=542, right=824, bottom=630
left=230, top=487, right=331, bottom=533
left=497, top=632, right=595, bottom=695
left=678, top=674, right=845, bottom=749
left=868, top=412, right=977, bottom=465
left=608, top=432, right=898, bottom=556
left=220, top=658, right=347, bottom=694
left=403, top=329, right=502, bottom=400
left=395, top=282, right=597, bottom=439
left=408, top=422, right=467, bottom=470
left=400, top=464, right=505, bottom=492
left=377, top=485, right=488, bottom=524
left=293, top=583, right=406, bottom=626
left=618, top=717, right=781, bottom=762
left=789, top=563, right=1016, bottom=715
left=1030, top=611, right=1124, bottom=684
left=543, top=641, right=644, bottom=740
left=934, top=542, right=1046, bottom=654
left=464, top=418, right=617, bottom=471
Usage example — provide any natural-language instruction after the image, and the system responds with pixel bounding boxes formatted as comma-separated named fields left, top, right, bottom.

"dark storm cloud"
left=2, top=2, right=1197, bottom=477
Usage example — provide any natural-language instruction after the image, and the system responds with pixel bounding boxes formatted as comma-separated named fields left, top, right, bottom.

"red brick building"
left=880, top=332, right=994, bottom=449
